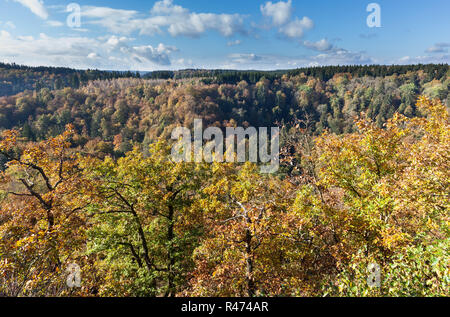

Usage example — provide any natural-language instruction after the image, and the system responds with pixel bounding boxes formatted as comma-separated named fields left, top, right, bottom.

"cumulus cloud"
left=167, top=13, right=245, bottom=37
left=125, top=44, right=178, bottom=65
left=0, top=31, right=97, bottom=61
left=426, top=43, right=450, bottom=53
left=82, top=6, right=140, bottom=34
left=81, top=0, right=246, bottom=38
left=260, top=1, right=313, bottom=40
left=260, top=0, right=292, bottom=26
left=279, top=17, right=313, bottom=39
left=303, top=39, right=334, bottom=52
left=151, top=0, right=188, bottom=15
left=0, top=31, right=178, bottom=70
left=13, top=0, right=48, bottom=20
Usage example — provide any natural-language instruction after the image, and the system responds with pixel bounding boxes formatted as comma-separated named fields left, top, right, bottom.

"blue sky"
left=0, top=0, right=449, bottom=70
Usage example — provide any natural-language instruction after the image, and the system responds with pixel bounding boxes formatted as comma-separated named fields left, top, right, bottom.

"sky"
left=0, top=0, right=449, bottom=71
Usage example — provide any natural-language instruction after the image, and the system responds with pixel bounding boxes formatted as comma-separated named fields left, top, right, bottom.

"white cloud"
left=0, top=31, right=96, bottom=61
left=103, top=35, right=130, bottom=51
left=279, top=17, right=313, bottom=39
left=174, top=58, right=194, bottom=68
left=229, top=53, right=262, bottom=64
left=87, top=52, right=100, bottom=59
left=82, top=6, right=140, bottom=34
left=165, top=12, right=245, bottom=37
left=303, top=39, right=334, bottom=52
left=81, top=0, right=246, bottom=38
left=126, top=43, right=178, bottom=65
left=0, top=31, right=179, bottom=70
left=260, top=0, right=292, bottom=26
left=399, top=56, right=410, bottom=63
left=311, top=49, right=375, bottom=65
left=151, top=0, right=188, bottom=15
left=259, top=1, right=313, bottom=40
left=221, top=48, right=378, bottom=70
left=0, top=27, right=376, bottom=71
left=13, top=0, right=48, bottom=20
left=46, top=20, right=64, bottom=27
left=397, top=54, right=449, bottom=64
left=426, top=43, right=450, bottom=53
left=0, top=30, right=12, bottom=39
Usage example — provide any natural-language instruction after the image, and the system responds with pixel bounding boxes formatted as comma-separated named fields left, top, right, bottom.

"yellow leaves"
left=0, top=129, right=19, bottom=152
left=14, top=235, right=36, bottom=248
left=379, top=227, right=411, bottom=251
left=312, top=95, right=449, bottom=275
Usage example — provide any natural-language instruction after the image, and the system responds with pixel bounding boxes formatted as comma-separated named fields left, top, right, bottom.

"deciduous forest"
left=0, top=63, right=448, bottom=297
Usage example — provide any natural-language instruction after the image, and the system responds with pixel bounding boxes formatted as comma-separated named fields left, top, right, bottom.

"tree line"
left=0, top=62, right=141, bottom=96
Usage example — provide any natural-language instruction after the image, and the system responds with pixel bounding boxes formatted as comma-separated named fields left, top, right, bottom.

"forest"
left=0, top=62, right=141, bottom=97
left=0, top=63, right=448, bottom=297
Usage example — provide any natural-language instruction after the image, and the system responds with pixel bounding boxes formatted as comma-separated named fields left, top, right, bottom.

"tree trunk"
left=244, top=226, right=255, bottom=297
left=166, top=204, right=176, bottom=297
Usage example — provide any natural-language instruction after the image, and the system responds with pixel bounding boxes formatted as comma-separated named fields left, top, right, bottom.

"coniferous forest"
left=0, top=62, right=448, bottom=297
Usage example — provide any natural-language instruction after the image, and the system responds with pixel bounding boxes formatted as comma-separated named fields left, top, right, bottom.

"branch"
left=22, top=161, right=54, bottom=192
left=19, top=178, right=51, bottom=210
left=98, top=210, right=134, bottom=215
left=117, top=242, right=143, bottom=268
left=221, top=215, right=245, bottom=224
left=8, top=192, right=33, bottom=197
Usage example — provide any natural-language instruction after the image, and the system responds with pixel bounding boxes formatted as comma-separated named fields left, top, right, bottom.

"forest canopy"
left=0, top=63, right=448, bottom=297
left=0, top=63, right=448, bottom=159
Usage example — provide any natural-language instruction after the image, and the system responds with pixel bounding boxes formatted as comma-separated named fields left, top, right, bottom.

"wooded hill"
left=0, top=62, right=141, bottom=96
left=0, top=63, right=448, bottom=159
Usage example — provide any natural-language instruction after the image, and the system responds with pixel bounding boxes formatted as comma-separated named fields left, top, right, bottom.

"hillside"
left=0, top=62, right=141, bottom=96
left=0, top=64, right=448, bottom=158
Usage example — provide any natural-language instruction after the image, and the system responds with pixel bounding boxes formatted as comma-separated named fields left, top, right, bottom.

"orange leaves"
left=187, top=162, right=297, bottom=296
left=0, top=129, right=19, bottom=153
left=0, top=125, right=90, bottom=296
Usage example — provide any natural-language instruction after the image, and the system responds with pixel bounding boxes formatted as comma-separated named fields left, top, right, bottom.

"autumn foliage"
left=0, top=96, right=448, bottom=297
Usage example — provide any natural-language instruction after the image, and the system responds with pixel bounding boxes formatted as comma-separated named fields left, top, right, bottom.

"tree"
left=0, top=125, right=91, bottom=296
left=314, top=96, right=449, bottom=296
left=82, top=140, right=208, bottom=296
left=187, top=162, right=297, bottom=296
